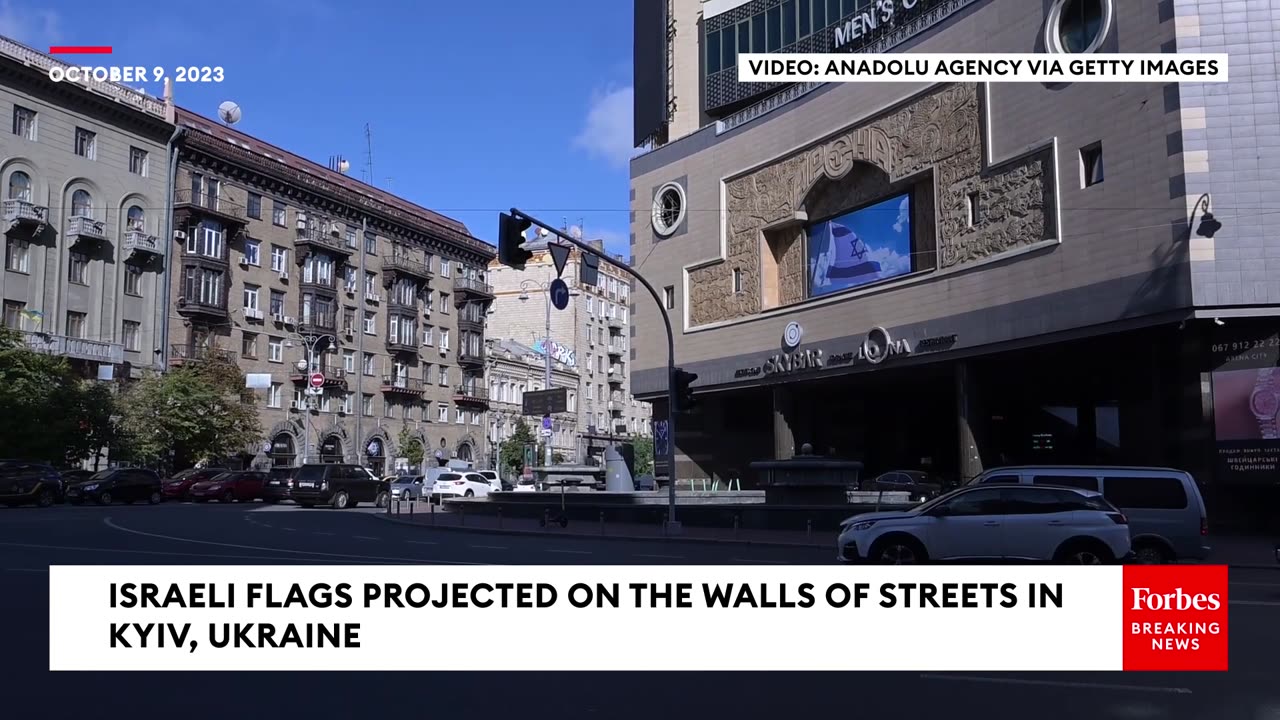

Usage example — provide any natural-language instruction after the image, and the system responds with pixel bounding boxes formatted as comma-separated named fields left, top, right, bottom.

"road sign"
left=580, top=252, right=600, bottom=287
left=540, top=428, right=553, bottom=437
left=306, top=387, right=323, bottom=396
left=542, top=415, right=553, bottom=431
left=522, top=387, right=568, bottom=416
left=549, top=277, right=570, bottom=310
left=309, top=372, right=325, bottom=388
left=548, top=242, right=571, bottom=278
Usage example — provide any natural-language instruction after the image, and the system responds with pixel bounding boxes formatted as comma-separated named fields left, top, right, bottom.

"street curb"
left=370, top=513, right=831, bottom=550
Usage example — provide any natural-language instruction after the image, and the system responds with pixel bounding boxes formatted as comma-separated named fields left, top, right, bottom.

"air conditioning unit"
left=329, top=222, right=341, bottom=236
left=278, top=269, right=289, bottom=280
left=244, top=308, right=263, bottom=321
left=174, top=229, right=187, bottom=242
left=438, top=345, right=447, bottom=355
left=290, top=400, right=303, bottom=411
left=343, top=327, right=353, bottom=337
left=345, top=287, right=355, bottom=296
left=272, top=312, right=285, bottom=323
left=238, top=257, right=249, bottom=268
left=366, top=292, right=380, bottom=302
left=283, top=316, right=296, bottom=326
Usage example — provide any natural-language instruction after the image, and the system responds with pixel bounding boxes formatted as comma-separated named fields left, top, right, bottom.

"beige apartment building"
left=484, top=337, right=581, bottom=470
left=168, top=108, right=494, bottom=474
left=486, top=235, right=650, bottom=463
left=0, top=37, right=173, bottom=380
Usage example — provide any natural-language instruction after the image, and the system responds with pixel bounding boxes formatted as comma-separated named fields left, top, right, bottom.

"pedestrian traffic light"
left=498, top=212, right=533, bottom=270
left=672, top=367, right=698, bottom=413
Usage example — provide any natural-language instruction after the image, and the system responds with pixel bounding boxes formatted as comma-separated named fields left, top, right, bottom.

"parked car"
left=837, top=484, right=1132, bottom=565
left=260, top=467, right=296, bottom=503
left=861, top=470, right=944, bottom=501
left=60, top=469, right=94, bottom=488
left=475, top=470, right=506, bottom=491
left=513, top=477, right=539, bottom=492
left=0, top=460, right=63, bottom=508
left=966, top=466, right=1211, bottom=564
left=66, top=468, right=162, bottom=506
left=390, top=475, right=425, bottom=501
left=291, top=464, right=388, bottom=509
left=431, top=472, right=493, bottom=498
left=189, top=471, right=267, bottom=503
left=161, top=468, right=228, bottom=501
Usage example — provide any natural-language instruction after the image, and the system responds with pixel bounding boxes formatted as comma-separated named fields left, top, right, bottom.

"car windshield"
left=295, top=465, right=326, bottom=481
left=438, top=474, right=462, bottom=482
left=208, top=472, right=235, bottom=483
left=911, top=487, right=969, bottom=515
left=88, top=470, right=117, bottom=481
left=393, top=477, right=418, bottom=484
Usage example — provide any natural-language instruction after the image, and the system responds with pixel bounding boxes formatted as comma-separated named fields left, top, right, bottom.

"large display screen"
left=806, top=193, right=913, bottom=298
left=1208, top=327, right=1280, bottom=484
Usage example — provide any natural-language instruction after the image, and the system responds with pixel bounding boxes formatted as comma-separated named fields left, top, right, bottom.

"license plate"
left=296, top=482, right=314, bottom=488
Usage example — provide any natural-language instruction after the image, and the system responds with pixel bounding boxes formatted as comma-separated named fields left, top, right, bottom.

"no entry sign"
left=309, top=372, right=325, bottom=388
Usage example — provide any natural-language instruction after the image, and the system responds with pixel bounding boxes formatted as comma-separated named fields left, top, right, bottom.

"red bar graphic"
left=49, top=46, right=113, bottom=54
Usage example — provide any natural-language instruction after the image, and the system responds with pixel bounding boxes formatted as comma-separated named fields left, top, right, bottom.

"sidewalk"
left=374, top=506, right=1279, bottom=567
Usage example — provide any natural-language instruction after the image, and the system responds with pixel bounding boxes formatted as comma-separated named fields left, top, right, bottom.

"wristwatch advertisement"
left=1249, top=367, right=1280, bottom=440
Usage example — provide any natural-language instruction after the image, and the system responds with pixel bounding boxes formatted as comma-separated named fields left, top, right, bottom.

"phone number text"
left=49, top=66, right=225, bottom=83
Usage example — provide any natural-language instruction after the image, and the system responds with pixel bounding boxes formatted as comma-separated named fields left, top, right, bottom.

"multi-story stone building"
left=0, top=37, right=173, bottom=380
left=168, top=108, right=494, bottom=474
left=486, top=234, right=651, bottom=463
left=484, top=337, right=581, bottom=470
left=631, top=0, right=1280, bottom=526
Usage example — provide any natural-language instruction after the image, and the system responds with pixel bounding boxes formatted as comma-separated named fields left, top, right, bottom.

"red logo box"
left=1122, top=565, right=1229, bottom=671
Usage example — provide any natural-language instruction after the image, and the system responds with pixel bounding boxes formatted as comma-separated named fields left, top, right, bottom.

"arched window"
left=71, top=189, right=92, bottom=218
left=126, top=205, right=145, bottom=232
left=7, top=171, right=31, bottom=201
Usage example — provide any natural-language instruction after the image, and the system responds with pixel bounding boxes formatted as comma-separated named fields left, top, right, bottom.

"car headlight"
left=82, top=484, right=98, bottom=491
left=843, top=520, right=877, bottom=532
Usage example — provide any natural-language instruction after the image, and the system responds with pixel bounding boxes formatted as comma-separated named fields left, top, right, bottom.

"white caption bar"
left=737, top=53, right=1230, bottom=83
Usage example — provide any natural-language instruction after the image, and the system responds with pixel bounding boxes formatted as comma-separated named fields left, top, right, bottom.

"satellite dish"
left=570, top=226, right=583, bottom=240
left=537, top=227, right=550, bottom=237
left=217, top=101, right=242, bottom=125
left=338, top=159, right=350, bottom=174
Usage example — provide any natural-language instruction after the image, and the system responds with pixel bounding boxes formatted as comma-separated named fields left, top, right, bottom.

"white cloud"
left=0, top=1, right=62, bottom=48
left=572, top=85, right=635, bottom=169
left=893, top=196, right=910, bottom=234
left=867, top=246, right=912, bottom=277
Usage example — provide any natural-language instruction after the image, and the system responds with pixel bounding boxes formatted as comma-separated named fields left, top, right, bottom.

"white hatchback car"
left=837, top=484, right=1132, bottom=564
left=431, top=472, right=494, bottom=499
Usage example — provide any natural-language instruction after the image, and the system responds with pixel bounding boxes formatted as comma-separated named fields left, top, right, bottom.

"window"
left=362, top=353, right=375, bottom=376
left=71, top=189, right=93, bottom=218
left=455, top=407, right=465, bottom=424
left=652, top=183, right=685, bottom=238
left=242, top=284, right=260, bottom=313
left=244, top=239, right=260, bottom=266
left=1048, top=0, right=1109, bottom=54
left=622, top=306, right=628, bottom=324
left=364, top=272, right=377, bottom=297
left=663, top=285, right=675, bottom=309
left=268, top=337, right=283, bottom=362
left=270, top=245, right=288, bottom=272
left=180, top=267, right=224, bottom=307
left=435, top=403, right=448, bottom=422
left=343, top=350, right=356, bottom=373
left=344, top=266, right=357, bottom=292
left=272, top=200, right=286, bottom=226
left=129, top=147, right=148, bottom=176
left=439, top=365, right=449, bottom=386
left=732, top=268, right=743, bottom=293
left=321, top=394, right=332, bottom=413
left=586, top=383, right=594, bottom=400
left=68, top=252, right=88, bottom=284
left=597, top=355, right=605, bottom=374
left=303, top=254, right=334, bottom=285
left=123, top=206, right=145, bottom=233
left=241, top=332, right=258, bottom=359
left=362, top=394, right=374, bottom=417
left=1102, top=476, right=1189, bottom=510
left=940, top=488, right=1004, bottom=517
left=568, top=392, right=576, bottom=412
left=423, top=324, right=434, bottom=346
left=269, top=290, right=285, bottom=317
left=124, top=264, right=142, bottom=295
left=188, top=221, right=224, bottom=259
left=364, top=232, right=377, bottom=255
left=12, top=105, right=35, bottom=140
left=1032, top=475, right=1099, bottom=491
left=363, top=311, right=376, bottom=335
left=2, top=300, right=23, bottom=329
left=343, top=307, right=355, bottom=333
left=122, top=321, right=140, bottom=352
left=246, top=193, right=262, bottom=219
left=384, top=399, right=395, bottom=419
left=6, top=238, right=29, bottom=273
left=66, top=311, right=86, bottom=338
left=341, top=393, right=353, bottom=415
left=7, top=171, right=31, bottom=201
left=74, top=127, right=96, bottom=159
left=440, top=328, right=450, bottom=350
left=345, top=227, right=357, bottom=248
left=439, top=293, right=449, bottom=313
left=586, top=296, right=594, bottom=315
left=1081, top=143, right=1104, bottom=187
left=267, top=383, right=282, bottom=408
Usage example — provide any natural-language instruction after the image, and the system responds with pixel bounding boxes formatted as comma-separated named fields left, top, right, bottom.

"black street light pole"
left=509, top=209, right=681, bottom=532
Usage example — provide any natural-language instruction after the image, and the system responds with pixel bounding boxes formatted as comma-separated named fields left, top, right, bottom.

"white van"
left=967, top=466, right=1210, bottom=563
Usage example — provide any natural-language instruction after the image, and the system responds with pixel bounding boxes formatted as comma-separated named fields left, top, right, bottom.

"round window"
left=651, top=182, right=686, bottom=238
left=1046, top=0, right=1111, bottom=55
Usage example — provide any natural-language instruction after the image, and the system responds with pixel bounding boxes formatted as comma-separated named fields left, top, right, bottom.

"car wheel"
left=97, top=492, right=113, bottom=506
left=332, top=491, right=349, bottom=510
left=222, top=491, right=236, bottom=504
left=1055, top=540, right=1113, bottom=565
left=1131, top=542, right=1172, bottom=565
left=871, top=536, right=927, bottom=564
left=37, top=491, right=54, bottom=508
left=375, top=491, right=389, bottom=508
left=464, top=490, right=475, bottom=498
left=148, top=491, right=162, bottom=505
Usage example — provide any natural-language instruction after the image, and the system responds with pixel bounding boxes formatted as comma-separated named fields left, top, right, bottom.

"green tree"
left=397, top=426, right=424, bottom=467
left=552, top=451, right=565, bottom=464
left=117, top=356, right=261, bottom=469
left=498, top=418, right=537, bottom=477
left=0, top=327, right=118, bottom=466
left=631, top=434, right=655, bottom=476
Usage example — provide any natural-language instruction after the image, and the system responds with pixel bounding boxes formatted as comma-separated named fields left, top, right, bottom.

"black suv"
left=291, top=464, right=388, bottom=509
left=66, top=468, right=162, bottom=506
left=0, top=460, right=63, bottom=508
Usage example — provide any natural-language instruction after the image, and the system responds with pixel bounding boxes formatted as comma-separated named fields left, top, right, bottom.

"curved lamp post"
left=293, top=331, right=336, bottom=465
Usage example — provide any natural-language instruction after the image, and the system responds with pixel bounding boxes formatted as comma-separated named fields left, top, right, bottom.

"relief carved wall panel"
left=689, top=83, right=1054, bottom=327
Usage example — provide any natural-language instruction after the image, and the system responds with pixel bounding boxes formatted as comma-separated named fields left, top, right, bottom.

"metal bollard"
left=409, top=499, right=414, bottom=517
left=395, top=500, right=400, bottom=515
left=806, top=518, right=813, bottom=538
left=663, top=513, right=669, bottom=537
left=599, top=511, right=605, bottom=536
left=543, top=508, right=550, bottom=530
left=459, top=504, right=465, bottom=526
left=430, top=498, right=436, bottom=526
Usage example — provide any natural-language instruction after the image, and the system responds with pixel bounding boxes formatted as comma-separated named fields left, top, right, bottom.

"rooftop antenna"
left=217, top=100, right=241, bottom=126
left=364, top=123, right=375, bottom=188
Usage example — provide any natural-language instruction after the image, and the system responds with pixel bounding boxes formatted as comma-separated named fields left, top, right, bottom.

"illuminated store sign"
left=733, top=326, right=956, bottom=379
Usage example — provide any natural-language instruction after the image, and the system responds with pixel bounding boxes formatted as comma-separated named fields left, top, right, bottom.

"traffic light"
left=672, top=367, right=698, bottom=414
left=498, top=212, right=533, bottom=270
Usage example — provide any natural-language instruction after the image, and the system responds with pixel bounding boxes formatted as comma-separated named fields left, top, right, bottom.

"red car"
left=188, top=471, right=267, bottom=503
left=161, top=468, right=227, bottom=501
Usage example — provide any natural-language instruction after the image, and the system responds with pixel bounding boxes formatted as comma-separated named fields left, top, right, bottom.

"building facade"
left=631, top=0, right=1280, bottom=527
left=485, top=338, right=581, bottom=470
left=168, top=108, right=494, bottom=474
left=0, top=37, right=173, bottom=380
left=486, top=235, right=651, bottom=463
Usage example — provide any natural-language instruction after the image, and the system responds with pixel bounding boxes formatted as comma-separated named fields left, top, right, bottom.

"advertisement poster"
left=1209, top=327, right=1280, bottom=484
left=807, top=193, right=913, bottom=298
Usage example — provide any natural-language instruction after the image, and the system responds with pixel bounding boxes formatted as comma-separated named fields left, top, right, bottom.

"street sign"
left=549, top=277, right=570, bottom=310
left=580, top=252, right=600, bottom=287
left=542, top=415, right=553, bottom=430
left=540, top=428, right=553, bottom=438
left=306, top=387, right=323, bottom=396
left=548, top=242, right=571, bottom=278
left=522, top=387, right=568, bottom=416
left=309, top=372, right=325, bottom=388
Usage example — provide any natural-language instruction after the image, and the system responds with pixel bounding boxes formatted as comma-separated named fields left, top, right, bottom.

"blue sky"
left=0, top=0, right=635, bottom=254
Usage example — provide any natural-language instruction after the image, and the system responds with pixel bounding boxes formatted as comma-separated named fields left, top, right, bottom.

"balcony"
left=66, top=215, right=108, bottom=248
left=453, top=276, right=493, bottom=304
left=457, top=315, right=485, bottom=333
left=295, top=227, right=353, bottom=257
left=173, top=188, right=247, bottom=228
left=453, top=385, right=489, bottom=408
left=607, top=343, right=624, bottom=358
left=607, top=317, right=624, bottom=332
left=289, top=367, right=347, bottom=387
left=21, top=331, right=123, bottom=365
left=175, top=295, right=229, bottom=321
left=380, top=375, right=424, bottom=396
left=3, top=199, right=48, bottom=233
left=297, top=312, right=338, bottom=336
left=386, top=335, right=418, bottom=354
left=458, top=346, right=485, bottom=368
left=169, top=344, right=237, bottom=366
left=123, top=229, right=163, bottom=260
left=383, top=255, right=432, bottom=283
left=607, top=370, right=623, bottom=387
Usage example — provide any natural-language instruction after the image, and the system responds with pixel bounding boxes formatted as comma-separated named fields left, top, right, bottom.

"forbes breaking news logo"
left=1122, top=566, right=1229, bottom=671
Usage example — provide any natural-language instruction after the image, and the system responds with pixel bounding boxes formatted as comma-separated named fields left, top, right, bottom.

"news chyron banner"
left=49, top=565, right=1226, bottom=672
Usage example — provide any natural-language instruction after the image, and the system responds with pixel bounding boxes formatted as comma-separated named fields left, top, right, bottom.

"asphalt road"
left=2, top=502, right=1278, bottom=720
